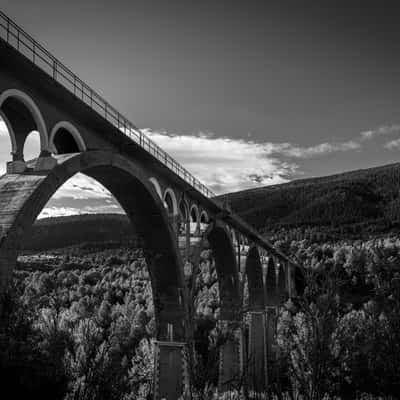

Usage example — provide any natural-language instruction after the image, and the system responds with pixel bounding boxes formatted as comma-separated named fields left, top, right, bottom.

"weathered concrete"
left=0, top=152, right=187, bottom=340
left=266, top=307, right=278, bottom=385
left=247, top=311, right=267, bottom=394
left=218, top=321, right=244, bottom=393
left=153, top=341, right=189, bottom=400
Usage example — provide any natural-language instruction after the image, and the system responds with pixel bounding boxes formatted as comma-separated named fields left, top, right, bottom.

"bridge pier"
left=265, top=306, right=278, bottom=385
left=218, top=320, right=244, bottom=394
left=247, top=311, right=268, bottom=396
left=153, top=341, right=190, bottom=400
left=6, top=160, right=27, bottom=173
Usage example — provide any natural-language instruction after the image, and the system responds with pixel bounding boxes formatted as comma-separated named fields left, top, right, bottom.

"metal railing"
left=0, top=10, right=216, bottom=198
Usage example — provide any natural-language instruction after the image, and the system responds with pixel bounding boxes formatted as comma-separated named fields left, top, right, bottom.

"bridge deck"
left=0, top=10, right=214, bottom=198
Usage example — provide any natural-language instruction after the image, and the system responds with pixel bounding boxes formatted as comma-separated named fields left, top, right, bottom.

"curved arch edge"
left=0, top=89, right=50, bottom=153
left=49, top=121, right=87, bottom=154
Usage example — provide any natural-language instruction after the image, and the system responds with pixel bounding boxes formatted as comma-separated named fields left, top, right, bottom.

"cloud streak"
left=2, top=116, right=400, bottom=217
left=144, top=129, right=298, bottom=193
left=360, top=124, right=400, bottom=141
left=384, top=138, right=400, bottom=150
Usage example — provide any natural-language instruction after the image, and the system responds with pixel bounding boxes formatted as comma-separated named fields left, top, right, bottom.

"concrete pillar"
left=218, top=320, right=244, bottom=393
left=247, top=311, right=267, bottom=395
left=34, top=155, right=57, bottom=171
left=265, top=307, right=278, bottom=385
left=6, top=160, right=27, bottom=173
left=153, top=341, right=189, bottom=400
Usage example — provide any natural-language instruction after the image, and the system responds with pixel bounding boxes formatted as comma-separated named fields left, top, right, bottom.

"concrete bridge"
left=0, top=11, right=302, bottom=399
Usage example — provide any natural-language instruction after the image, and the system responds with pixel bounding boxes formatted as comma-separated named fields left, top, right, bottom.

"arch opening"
left=50, top=122, right=86, bottom=155
left=52, top=128, right=80, bottom=154
left=0, top=151, right=187, bottom=342
left=206, top=222, right=241, bottom=321
left=163, top=189, right=177, bottom=217
left=200, top=211, right=209, bottom=224
left=190, top=205, right=199, bottom=223
left=179, top=200, right=188, bottom=222
left=0, top=90, right=49, bottom=160
left=23, top=130, right=41, bottom=161
left=0, top=115, right=12, bottom=172
left=244, top=246, right=265, bottom=311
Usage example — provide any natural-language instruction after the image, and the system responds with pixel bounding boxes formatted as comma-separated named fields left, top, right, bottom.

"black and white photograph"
left=0, top=1, right=400, bottom=399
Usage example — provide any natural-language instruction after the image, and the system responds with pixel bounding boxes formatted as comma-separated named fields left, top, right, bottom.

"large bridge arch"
left=0, top=89, right=50, bottom=159
left=0, top=151, right=187, bottom=341
left=244, top=246, right=265, bottom=311
left=205, top=220, right=241, bottom=320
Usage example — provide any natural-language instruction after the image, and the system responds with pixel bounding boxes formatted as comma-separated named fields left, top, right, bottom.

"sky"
left=1, top=0, right=400, bottom=217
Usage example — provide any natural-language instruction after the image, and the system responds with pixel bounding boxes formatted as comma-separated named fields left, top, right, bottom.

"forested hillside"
left=24, top=214, right=134, bottom=251
left=219, top=162, right=400, bottom=237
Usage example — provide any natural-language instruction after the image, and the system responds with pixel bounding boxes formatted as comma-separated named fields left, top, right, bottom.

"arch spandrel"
left=0, top=151, right=187, bottom=341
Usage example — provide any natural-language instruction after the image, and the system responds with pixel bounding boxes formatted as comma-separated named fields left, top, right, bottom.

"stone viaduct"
left=0, top=11, right=302, bottom=399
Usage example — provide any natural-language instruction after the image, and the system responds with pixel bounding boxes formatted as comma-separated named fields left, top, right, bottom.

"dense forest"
left=2, top=234, right=400, bottom=399
left=218, top=162, right=400, bottom=238
left=24, top=214, right=135, bottom=251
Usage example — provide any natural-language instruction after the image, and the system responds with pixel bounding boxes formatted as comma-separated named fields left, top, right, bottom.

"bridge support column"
left=266, top=306, right=278, bottom=385
left=218, top=320, right=244, bottom=394
left=34, top=155, right=57, bottom=171
left=153, top=341, right=189, bottom=400
left=6, top=160, right=27, bottom=173
left=247, top=311, right=267, bottom=396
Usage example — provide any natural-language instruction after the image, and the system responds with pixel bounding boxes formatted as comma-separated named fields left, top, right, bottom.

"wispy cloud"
left=144, top=129, right=366, bottom=193
left=360, top=124, right=400, bottom=141
left=144, top=129, right=298, bottom=193
left=38, top=204, right=123, bottom=219
left=51, top=174, right=114, bottom=200
left=2, top=114, right=400, bottom=217
left=384, top=138, right=400, bottom=150
left=268, top=140, right=360, bottom=158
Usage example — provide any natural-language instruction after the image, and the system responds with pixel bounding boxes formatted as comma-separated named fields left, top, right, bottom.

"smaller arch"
left=200, top=210, right=209, bottom=224
left=0, top=89, right=49, bottom=154
left=164, top=188, right=178, bottom=216
left=189, top=204, right=200, bottom=234
left=50, top=121, right=86, bottom=154
left=178, top=199, right=189, bottom=235
left=149, top=177, right=163, bottom=200
left=190, top=204, right=199, bottom=223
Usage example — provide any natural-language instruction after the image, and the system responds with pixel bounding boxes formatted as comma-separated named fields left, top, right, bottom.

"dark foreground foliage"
left=1, top=236, right=400, bottom=399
